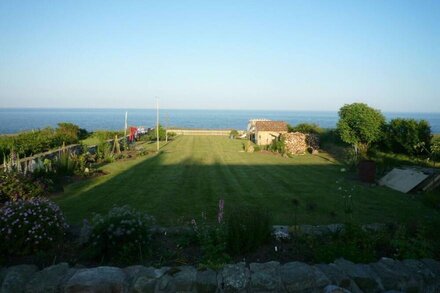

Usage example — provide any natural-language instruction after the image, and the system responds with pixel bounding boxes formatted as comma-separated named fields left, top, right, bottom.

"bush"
left=144, top=125, right=167, bottom=141
left=313, top=223, right=377, bottom=263
left=288, top=123, right=323, bottom=134
left=90, top=130, right=124, bottom=142
left=430, top=136, right=440, bottom=164
left=0, top=123, right=87, bottom=164
left=191, top=200, right=230, bottom=268
left=86, top=205, right=155, bottom=264
left=54, top=149, right=77, bottom=176
left=0, top=198, right=68, bottom=256
left=0, top=170, right=50, bottom=203
left=268, top=139, right=285, bottom=154
left=391, top=224, right=434, bottom=259
left=383, top=118, right=432, bottom=155
left=97, top=141, right=114, bottom=163
left=226, top=205, right=271, bottom=255
left=229, top=129, right=239, bottom=138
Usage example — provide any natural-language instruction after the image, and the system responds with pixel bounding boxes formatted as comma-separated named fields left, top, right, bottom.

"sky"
left=0, top=0, right=439, bottom=112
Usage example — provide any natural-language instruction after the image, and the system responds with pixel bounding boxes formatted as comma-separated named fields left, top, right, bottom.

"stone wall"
left=1, top=258, right=439, bottom=292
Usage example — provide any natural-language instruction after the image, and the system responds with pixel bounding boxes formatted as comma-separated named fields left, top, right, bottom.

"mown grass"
left=55, top=136, right=440, bottom=226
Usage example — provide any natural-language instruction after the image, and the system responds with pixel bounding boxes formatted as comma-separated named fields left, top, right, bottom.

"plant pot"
left=358, top=160, right=376, bottom=183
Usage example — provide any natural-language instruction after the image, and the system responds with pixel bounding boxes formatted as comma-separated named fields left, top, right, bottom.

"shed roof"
left=255, top=121, right=288, bottom=132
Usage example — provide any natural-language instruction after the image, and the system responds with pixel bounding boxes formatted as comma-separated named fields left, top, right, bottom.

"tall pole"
left=124, top=111, right=128, bottom=138
left=156, top=97, right=160, bottom=152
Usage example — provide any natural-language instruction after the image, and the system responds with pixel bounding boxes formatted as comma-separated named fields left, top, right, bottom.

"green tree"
left=288, top=123, right=323, bottom=134
left=384, top=118, right=432, bottom=155
left=431, top=136, right=440, bottom=166
left=337, top=103, right=385, bottom=155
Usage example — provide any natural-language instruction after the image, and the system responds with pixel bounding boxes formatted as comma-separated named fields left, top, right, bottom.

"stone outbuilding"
left=248, top=120, right=288, bottom=146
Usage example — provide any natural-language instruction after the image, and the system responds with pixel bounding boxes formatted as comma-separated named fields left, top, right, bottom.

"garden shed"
left=248, top=120, right=288, bottom=146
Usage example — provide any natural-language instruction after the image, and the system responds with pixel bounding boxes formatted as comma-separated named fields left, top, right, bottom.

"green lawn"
left=56, top=136, right=439, bottom=226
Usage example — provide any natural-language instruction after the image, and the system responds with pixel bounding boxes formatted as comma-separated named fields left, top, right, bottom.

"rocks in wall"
left=1, top=258, right=440, bottom=292
left=282, top=132, right=320, bottom=155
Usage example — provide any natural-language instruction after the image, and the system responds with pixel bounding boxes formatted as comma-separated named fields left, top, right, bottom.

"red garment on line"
left=129, top=127, right=137, bottom=142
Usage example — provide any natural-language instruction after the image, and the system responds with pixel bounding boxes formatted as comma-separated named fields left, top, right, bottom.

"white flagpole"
left=124, top=111, right=128, bottom=138
left=156, top=98, right=160, bottom=152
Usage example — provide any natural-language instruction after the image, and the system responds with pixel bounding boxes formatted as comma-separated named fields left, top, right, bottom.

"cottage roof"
left=255, top=121, right=288, bottom=132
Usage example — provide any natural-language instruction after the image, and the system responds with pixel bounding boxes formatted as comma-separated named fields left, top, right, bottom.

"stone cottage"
left=248, top=120, right=288, bottom=146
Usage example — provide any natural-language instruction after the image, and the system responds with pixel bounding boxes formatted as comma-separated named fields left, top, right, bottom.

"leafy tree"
left=337, top=103, right=385, bottom=155
left=384, top=119, right=432, bottom=155
left=431, top=136, right=440, bottom=165
left=288, top=123, right=323, bottom=134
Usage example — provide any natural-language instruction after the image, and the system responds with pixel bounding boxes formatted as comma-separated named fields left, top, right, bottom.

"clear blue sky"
left=0, top=0, right=439, bottom=112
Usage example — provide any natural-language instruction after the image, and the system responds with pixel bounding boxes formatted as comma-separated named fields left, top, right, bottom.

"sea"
left=0, top=108, right=439, bottom=134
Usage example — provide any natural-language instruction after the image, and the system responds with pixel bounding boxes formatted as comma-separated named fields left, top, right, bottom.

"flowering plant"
left=191, top=199, right=230, bottom=268
left=86, top=205, right=155, bottom=263
left=0, top=170, right=51, bottom=203
left=0, top=198, right=68, bottom=256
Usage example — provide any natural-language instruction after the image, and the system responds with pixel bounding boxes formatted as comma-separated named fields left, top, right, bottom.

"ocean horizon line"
left=0, top=107, right=439, bottom=114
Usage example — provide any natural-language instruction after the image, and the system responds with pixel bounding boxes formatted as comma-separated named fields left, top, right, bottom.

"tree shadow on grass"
left=56, top=150, right=440, bottom=227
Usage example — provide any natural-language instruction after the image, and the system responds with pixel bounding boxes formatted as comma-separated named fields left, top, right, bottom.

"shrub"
left=0, top=198, right=68, bottom=256
left=226, top=205, right=271, bottom=255
left=0, top=170, right=50, bottom=203
left=54, top=149, right=77, bottom=176
left=144, top=125, right=167, bottom=141
left=268, top=138, right=285, bottom=154
left=90, top=130, right=124, bottom=142
left=430, top=136, right=440, bottom=164
left=229, top=129, right=239, bottom=138
left=0, top=123, right=87, bottom=164
left=97, top=141, right=114, bottom=163
left=391, top=224, right=434, bottom=259
left=288, top=123, right=323, bottom=134
left=383, top=118, right=432, bottom=155
left=337, top=103, right=385, bottom=156
left=313, top=223, right=377, bottom=263
left=86, top=205, right=155, bottom=264
left=192, top=200, right=230, bottom=268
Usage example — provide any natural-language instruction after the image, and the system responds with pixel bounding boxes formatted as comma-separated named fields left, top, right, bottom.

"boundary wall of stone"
left=1, top=258, right=439, bottom=292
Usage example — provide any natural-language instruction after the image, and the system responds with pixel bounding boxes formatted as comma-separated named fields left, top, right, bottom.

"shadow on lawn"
left=57, top=151, right=440, bottom=227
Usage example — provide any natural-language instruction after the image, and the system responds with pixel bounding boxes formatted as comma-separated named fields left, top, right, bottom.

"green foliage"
left=391, top=224, right=434, bottom=259
left=144, top=125, right=167, bottom=141
left=0, top=123, right=87, bottom=164
left=55, top=149, right=77, bottom=176
left=56, top=122, right=88, bottom=144
left=313, top=223, right=377, bottom=263
left=430, top=136, right=440, bottom=163
left=0, top=170, right=50, bottom=203
left=97, top=141, right=114, bottom=163
left=229, top=129, right=239, bottom=138
left=90, top=130, right=124, bottom=142
left=337, top=103, right=385, bottom=154
left=383, top=118, right=432, bottom=155
left=192, top=216, right=230, bottom=268
left=86, top=205, right=155, bottom=264
left=268, top=138, right=285, bottom=154
left=226, top=206, right=271, bottom=255
left=0, top=198, right=68, bottom=256
left=288, top=123, right=323, bottom=134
